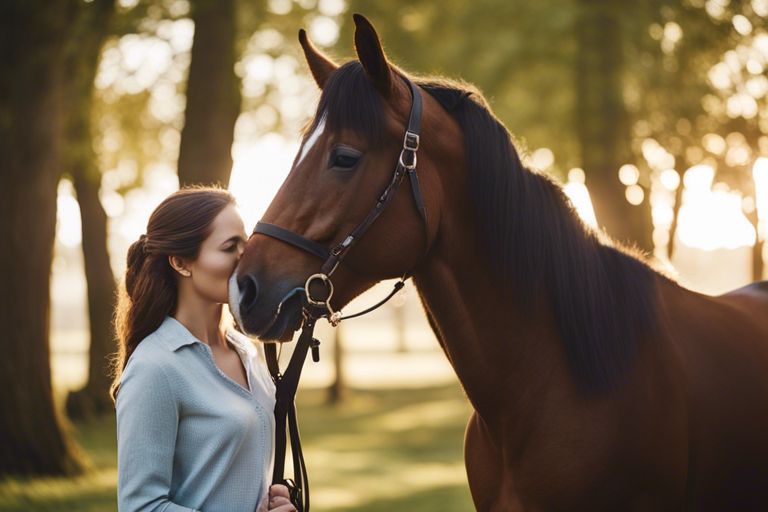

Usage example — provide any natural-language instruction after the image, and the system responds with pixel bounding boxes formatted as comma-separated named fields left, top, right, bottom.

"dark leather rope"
left=265, top=317, right=317, bottom=512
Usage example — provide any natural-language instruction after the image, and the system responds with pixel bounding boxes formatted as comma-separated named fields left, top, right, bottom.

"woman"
left=111, top=185, right=295, bottom=512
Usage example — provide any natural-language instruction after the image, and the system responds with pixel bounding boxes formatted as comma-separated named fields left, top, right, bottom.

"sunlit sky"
left=56, top=144, right=768, bottom=260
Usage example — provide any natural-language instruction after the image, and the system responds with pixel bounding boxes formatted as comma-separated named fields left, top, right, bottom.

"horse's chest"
left=464, top=405, right=688, bottom=511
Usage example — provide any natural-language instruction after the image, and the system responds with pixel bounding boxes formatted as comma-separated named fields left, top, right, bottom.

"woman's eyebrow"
left=220, top=235, right=246, bottom=246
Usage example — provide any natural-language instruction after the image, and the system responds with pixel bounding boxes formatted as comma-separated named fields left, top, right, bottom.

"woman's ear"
left=353, top=13, right=394, bottom=96
left=169, top=255, right=192, bottom=277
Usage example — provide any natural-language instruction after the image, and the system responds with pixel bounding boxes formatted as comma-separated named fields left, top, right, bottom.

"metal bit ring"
left=304, top=273, right=334, bottom=306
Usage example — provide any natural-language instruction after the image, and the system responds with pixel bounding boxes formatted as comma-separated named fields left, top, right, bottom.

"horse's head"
left=229, top=14, right=460, bottom=340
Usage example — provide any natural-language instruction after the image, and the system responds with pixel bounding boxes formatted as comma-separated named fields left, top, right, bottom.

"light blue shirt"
left=116, top=315, right=276, bottom=512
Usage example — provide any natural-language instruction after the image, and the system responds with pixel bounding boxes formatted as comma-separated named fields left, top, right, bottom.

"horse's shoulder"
left=721, top=280, right=768, bottom=301
left=716, top=282, right=768, bottom=333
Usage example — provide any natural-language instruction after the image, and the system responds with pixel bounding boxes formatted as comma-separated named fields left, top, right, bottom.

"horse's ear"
left=353, top=13, right=393, bottom=95
left=299, top=29, right=337, bottom=89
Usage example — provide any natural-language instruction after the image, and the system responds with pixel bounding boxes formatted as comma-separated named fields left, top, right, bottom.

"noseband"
left=250, top=76, right=428, bottom=512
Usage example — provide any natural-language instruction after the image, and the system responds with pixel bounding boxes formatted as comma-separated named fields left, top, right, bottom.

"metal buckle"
left=330, top=235, right=354, bottom=257
left=403, top=131, right=419, bottom=151
left=398, top=149, right=417, bottom=170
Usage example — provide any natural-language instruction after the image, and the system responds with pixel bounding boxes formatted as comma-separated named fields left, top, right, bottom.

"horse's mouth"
left=260, top=298, right=304, bottom=341
left=250, top=286, right=305, bottom=342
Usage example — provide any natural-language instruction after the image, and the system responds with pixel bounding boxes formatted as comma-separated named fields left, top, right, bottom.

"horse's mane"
left=312, top=61, right=662, bottom=391
left=304, top=61, right=386, bottom=144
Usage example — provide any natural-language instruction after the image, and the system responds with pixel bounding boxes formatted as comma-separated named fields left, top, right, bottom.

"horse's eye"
left=328, top=146, right=362, bottom=171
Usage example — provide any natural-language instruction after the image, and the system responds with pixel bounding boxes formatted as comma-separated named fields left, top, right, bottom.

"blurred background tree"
left=177, top=0, right=241, bottom=187
left=0, top=0, right=88, bottom=476
left=337, top=0, right=765, bottom=262
left=63, top=0, right=118, bottom=422
left=1, top=1, right=767, bottom=504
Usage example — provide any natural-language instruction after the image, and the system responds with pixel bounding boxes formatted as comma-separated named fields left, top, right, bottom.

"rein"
left=252, top=76, right=427, bottom=511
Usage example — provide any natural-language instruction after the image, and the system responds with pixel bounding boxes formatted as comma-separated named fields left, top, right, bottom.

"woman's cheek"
left=199, top=252, right=235, bottom=301
left=196, top=251, right=233, bottom=284
left=206, top=250, right=236, bottom=277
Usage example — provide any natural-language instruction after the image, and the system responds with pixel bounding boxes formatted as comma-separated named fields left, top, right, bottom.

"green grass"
left=0, top=385, right=475, bottom=511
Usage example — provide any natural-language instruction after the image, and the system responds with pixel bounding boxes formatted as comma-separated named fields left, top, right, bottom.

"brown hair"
left=109, top=185, right=236, bottom=403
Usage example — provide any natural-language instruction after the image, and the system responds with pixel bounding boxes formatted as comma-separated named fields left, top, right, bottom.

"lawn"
left=0, top=384, right=475, bottom=511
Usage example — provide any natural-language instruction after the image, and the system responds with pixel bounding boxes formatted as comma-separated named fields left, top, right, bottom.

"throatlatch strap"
left=408, top=169, right=428, bottom=229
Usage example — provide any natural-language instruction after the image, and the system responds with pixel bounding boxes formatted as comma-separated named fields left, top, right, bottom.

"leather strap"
left=404, top=78, right=422, bottom=138
left=266, top=318, right=316, bottom=512
left=254, top=222, right=330, bottom=261
left=339, top=280, right=405, bottom=321
left=407, top=168, right=428, bottom=228
left=264, top=342, right=280, bottom=381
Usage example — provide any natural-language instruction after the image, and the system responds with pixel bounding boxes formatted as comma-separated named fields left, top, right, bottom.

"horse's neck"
left=413, top=231, right=569, bottom=424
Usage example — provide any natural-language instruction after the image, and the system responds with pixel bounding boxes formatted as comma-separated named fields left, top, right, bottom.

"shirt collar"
left=158, top=315, right=258, bottom=356
left=225, top=325, right=258, bottom=358
left=158, top=315, right=201, bottom=351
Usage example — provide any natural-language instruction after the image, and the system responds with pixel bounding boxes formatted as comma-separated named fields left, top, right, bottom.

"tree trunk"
left=755, top=242, right=765, bottom=282
left=0, top=0, right=86, bottom=476
left=576, top=0, right=652, bottom=251
left=327, top=326, right=345, bottom=405
left=178, top=0, right=241, bottom=187
left=666, top=175, right=684, bottom=261
left=67, top=174, right=119, bottom=419
left=395, top=303, right=408, bottom=353
left=748, top=211, right=765, bottom=282
left=63, top=0, right=117, bottom=421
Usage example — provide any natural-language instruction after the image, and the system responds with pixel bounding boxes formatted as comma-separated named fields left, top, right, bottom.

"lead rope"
left=265, top=315, right=319, bottom=512
left=264, top=275, right=410, bottom=512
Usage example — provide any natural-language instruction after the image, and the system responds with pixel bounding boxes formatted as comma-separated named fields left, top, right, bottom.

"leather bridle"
left=254, top=75, right=428, bottom=321
left=249, top=75, right=428, bottom=512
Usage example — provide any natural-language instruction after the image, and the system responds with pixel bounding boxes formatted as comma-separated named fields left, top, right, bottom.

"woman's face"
left=185, top=204, right=247, bottom=304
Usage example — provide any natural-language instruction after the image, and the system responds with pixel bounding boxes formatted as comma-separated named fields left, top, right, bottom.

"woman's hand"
left=256, top=484, right=296, bottom=512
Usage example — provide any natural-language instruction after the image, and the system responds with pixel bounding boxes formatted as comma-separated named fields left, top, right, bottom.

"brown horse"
left=230, top=14, right=768, bottom=511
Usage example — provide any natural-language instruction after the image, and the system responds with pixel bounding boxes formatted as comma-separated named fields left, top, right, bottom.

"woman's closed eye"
left=328, top=145, right=362, bottom=172
left=223, top=240, right=245, bottom=253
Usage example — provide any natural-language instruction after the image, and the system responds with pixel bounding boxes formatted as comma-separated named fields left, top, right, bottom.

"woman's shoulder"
left=121, top=316, right=192, bottom=379
left=116, top=323, right=191, bottom=408
left=127, top=323, right=170, bottom=361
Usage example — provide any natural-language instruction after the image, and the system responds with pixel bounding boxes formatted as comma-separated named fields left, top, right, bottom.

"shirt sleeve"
left=116, top=356, right=200, bottom=512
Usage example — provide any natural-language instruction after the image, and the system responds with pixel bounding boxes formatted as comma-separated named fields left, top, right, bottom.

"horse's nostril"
left=238, top=274, right=260, bottom=310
